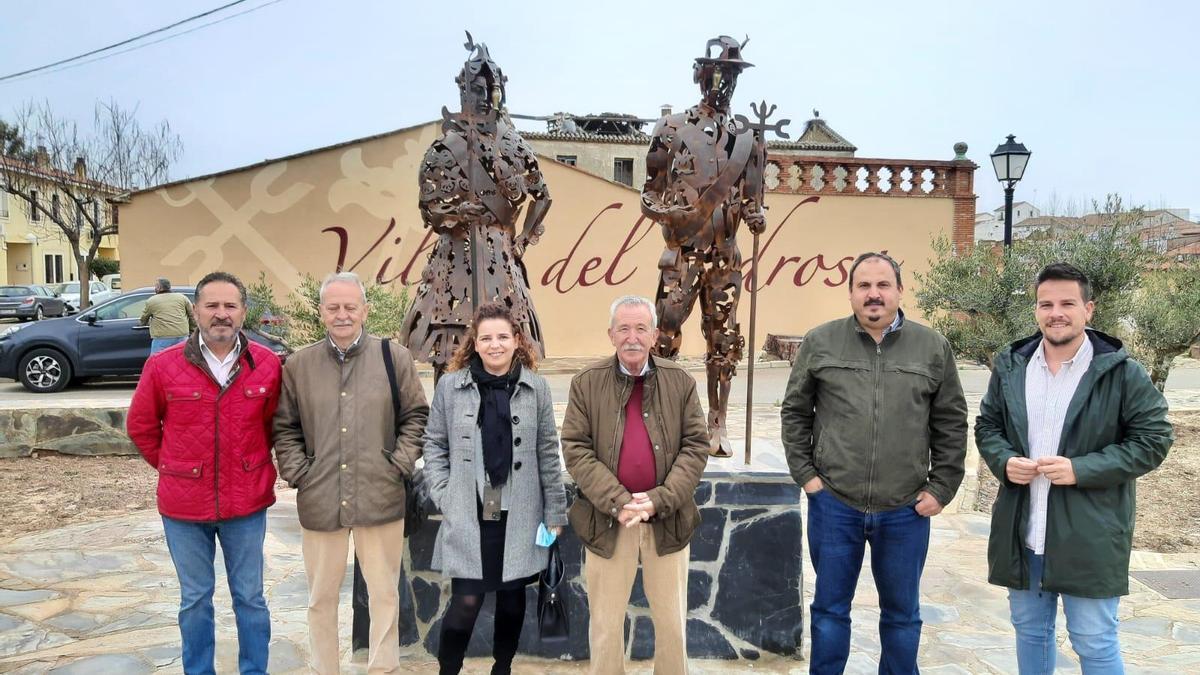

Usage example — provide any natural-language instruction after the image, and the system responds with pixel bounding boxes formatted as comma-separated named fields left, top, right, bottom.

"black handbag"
left=381, top=338, right=426, bottom=538
left=537, top=541, right=570, bottom=642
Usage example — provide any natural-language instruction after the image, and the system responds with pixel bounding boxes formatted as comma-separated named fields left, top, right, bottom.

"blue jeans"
left=1009, top=551, right=1123, bottom=674
left=151, top=336, right=187, bottom=354
left=162, top=510, right=271, bottom=675
left=806, top=488, right=930, bottom=675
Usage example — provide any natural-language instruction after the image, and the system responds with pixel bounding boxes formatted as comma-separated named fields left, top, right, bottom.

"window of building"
left=111, top=204, right=119, bottom=225
left=30, top=190, right=41, bottom=221
left=613, top=158, right=634, bottom=186
left=44, top=254, right=64, bottom=284
left=0, top=189, right=8, bottom=218
left=93, top=201, right=100, bottom=226
left=556, top=155, right=578, bottom=166
left=51, top=193, right=60, bottom=220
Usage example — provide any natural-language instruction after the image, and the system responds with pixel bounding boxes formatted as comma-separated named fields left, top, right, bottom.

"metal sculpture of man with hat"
left=641, top=35, right=767, bottom=457
left=401, top=32, right=551, bottom=379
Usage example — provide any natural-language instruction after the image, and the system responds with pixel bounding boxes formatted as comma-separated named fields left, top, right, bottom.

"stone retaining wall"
left=398, top=474, right=805, bottom=662
left=0, top=407, right=134, bottom=458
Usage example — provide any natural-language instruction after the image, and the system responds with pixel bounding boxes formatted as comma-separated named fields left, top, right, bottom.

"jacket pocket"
left=241, top=453, right=272, bottom=472
left=159, top=459, right=203, bottom=479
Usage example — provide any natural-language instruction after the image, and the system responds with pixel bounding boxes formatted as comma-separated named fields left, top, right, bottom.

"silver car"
left=53, top=280, right=119, bottom=313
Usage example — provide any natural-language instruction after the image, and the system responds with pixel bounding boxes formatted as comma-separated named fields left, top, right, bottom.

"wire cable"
left=0, top=0, right=272, bottom=83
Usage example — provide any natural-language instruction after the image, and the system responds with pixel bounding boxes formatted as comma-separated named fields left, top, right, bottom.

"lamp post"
left=990, top=134, right=1032, bottom=248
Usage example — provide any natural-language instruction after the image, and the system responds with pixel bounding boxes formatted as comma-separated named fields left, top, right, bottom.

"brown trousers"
left=301, top=518, right=404, bottom=674
left=584, top=522, right=689, bottom=675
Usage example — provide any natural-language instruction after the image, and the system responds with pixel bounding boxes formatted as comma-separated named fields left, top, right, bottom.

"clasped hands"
left=618, top=492, right=656, bottom=527
left=1006, top=456, right=1076, bottom=485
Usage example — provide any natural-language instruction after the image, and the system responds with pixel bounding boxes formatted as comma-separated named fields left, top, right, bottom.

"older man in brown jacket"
left=273, top=272, right=428, bottom=674
left=562, top=295, right=710, bottom=675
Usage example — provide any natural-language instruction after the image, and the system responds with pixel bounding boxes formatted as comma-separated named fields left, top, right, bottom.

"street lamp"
left=990, top=134, right=1031, bottom=248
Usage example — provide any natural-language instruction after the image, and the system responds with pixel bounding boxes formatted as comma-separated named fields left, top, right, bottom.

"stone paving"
left=1, top=486, right=1198, bottom=673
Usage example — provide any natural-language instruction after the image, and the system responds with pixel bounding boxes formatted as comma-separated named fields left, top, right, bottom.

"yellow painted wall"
left=122, top=122, right=958, bottom=357
left=0, top=180, right=119, bottom=285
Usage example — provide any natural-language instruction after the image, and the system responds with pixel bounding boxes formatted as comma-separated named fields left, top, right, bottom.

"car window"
left=92, top=282, right=105, bottom=292
left=0, top=286, right=32, bottom=297
left=61, top=283, right=80, bottom=294
left=94, top=294, right=149, bottom=321
left=35, top=286, right=51, bottom=297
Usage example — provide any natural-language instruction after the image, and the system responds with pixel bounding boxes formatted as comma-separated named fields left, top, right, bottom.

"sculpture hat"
left=456, top=31, right=507, bottom=91
left=694, top=35, right=754, bottom=69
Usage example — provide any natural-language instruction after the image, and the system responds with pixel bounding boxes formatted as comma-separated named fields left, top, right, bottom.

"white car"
left=54, top=280, right=119, bottom=313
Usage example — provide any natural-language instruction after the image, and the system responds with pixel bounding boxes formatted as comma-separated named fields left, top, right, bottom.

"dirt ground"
left=2, top=413, right=1198, bottom=552
left=974, top=410, right=1200, bottom=554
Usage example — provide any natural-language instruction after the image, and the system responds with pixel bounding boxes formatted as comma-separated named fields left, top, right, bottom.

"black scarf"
left=469, top=353, right=520, bottom=487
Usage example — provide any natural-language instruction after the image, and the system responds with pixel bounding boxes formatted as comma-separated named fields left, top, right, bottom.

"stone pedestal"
left=403, top=472, right=804, bottom=661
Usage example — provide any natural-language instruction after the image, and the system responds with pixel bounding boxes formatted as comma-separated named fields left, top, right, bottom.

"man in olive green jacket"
left=273, top=272, right=429, bottom=675
left=562, top=295, right=709, bottom=675
left=976, top=262, right=1172, bottom=674
left=782, top=253, right=967, bottom=674
left=140, top=278, right=195, bottom=354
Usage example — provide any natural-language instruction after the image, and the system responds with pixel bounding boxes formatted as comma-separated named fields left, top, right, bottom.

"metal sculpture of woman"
left=401, top=33, right=551, bottom=379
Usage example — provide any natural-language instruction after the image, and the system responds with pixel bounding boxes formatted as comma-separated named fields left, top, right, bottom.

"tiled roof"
left=523, top=131, right=651, bottom=144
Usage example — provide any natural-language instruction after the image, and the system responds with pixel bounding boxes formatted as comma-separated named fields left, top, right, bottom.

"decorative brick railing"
left=764, top=150, right=979, bottom=250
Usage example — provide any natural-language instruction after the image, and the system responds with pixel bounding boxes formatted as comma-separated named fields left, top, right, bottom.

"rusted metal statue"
left=641, top=36, right=768, bottom=458
left=401, top=32, right=551, bottom=378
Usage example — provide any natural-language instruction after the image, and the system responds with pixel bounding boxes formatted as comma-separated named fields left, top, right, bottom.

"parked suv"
left=0, top=286, right=290, bottom=393
left=0, top=285, right=69, bottom=322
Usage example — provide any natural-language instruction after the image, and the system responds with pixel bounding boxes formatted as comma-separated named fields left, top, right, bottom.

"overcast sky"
left=2, top=0, right=1196, bottom=218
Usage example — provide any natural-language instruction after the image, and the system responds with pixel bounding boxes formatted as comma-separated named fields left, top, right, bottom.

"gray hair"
left=609, top=295, right=657, bottom=328
left=319, top=272, right=367, bottom=303
left=155, top=277, right=171, bottom=292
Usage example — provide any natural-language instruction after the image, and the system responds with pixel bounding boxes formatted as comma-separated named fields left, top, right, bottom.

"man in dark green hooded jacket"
left=976, top=262, right=1173, bottom=674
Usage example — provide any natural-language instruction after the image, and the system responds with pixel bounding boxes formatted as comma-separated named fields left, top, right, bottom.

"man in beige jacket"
left=562, top=295, right=710, bottom=675
left=140, top=277, right=195, bottom=354
left=273, top=272, right=429, bottom=674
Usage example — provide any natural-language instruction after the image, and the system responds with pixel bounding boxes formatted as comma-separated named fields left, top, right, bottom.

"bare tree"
left=0, top=100, right=182, bottom=309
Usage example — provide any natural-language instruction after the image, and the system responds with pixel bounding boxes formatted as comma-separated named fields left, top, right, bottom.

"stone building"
left=523, top=109, right=857, bottom=188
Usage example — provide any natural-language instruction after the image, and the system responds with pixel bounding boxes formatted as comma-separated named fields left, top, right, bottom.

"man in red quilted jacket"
left=128, top=271, right=282, bottom=675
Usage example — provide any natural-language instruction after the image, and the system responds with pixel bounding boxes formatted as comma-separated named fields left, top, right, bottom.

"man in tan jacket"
left=562, top=295, right=710, bottom=675
left=140, top=277, right=195, bottom=354
left=273, top=272, right=428, bottom=674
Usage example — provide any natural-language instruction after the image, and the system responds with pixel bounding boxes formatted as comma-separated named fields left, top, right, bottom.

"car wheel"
left=34, top=306, right=44, bottom=321
left=18, top=348, right=73, bottom=393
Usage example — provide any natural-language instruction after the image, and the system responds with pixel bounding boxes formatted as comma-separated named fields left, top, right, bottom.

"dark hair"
left=447, top=302, right=538, bottom=372
left=155, top=277, right=171, bottom=293
left=848, top=252, right=902, bottom=288
left=195, top=271, right=248, bottom=306
left=1035, top=262, right=1091, bottom=301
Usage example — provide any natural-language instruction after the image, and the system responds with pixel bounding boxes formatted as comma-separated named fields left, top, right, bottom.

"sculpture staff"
left=641, top=35, right=767, bottom=457
left=401, top=33, right=551, bottom=380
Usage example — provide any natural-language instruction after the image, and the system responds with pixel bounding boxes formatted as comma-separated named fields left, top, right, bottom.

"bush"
left=282, top=274, right=412, bottom=347
left=915, top=195, right=1198, bottom=389
left=90, top=258, right=120, bottom=278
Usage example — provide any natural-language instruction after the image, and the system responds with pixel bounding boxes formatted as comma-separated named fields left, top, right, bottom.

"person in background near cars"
left=422, top=301, right=568, bottom=675
left=561, top=295, right=710, bottom=675
left=273, top=272, right=429, bottom=675
left=976, top=262, right=1173, bottom=674
left=782, top=252, right=968, bottom=674
left=127, top=271, right=281, bottom=675
left=140, top=277, right=196, bottom=354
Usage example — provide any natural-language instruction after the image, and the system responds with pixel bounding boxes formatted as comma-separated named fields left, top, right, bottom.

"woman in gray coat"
left=423, top=302, right=568, bottom=675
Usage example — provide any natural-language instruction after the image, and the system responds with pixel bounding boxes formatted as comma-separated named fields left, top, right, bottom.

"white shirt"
left=198, top=333, right=242, bottom=388
left=328, top=330, right=364, bottom=362
left=1024, top=335, right=1093, bottom=554
left=618, top=357, right=652, bottom=377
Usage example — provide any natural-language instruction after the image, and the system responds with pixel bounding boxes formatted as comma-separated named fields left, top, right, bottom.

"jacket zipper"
left=867, top=341, right=882, bottom=512
left=608, top=377, right=633, bottom=528
left=209, top=361, right=238, bottom=521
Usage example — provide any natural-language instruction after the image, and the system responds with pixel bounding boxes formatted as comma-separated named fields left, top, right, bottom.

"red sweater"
left=617, top=377, right=656, bottom=493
